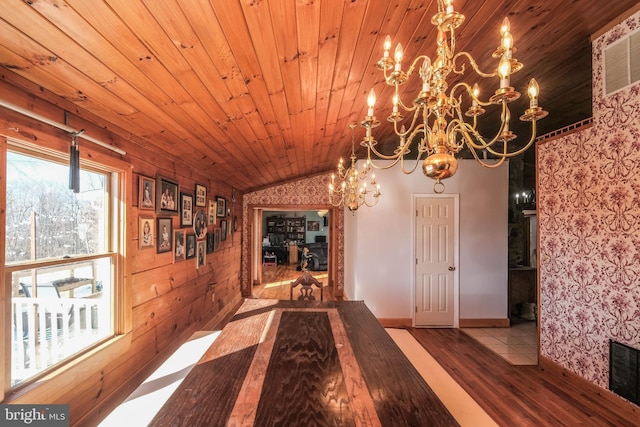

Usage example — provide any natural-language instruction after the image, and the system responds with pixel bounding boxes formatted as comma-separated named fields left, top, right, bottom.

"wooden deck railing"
left=12, top=296, right=106, bottom=385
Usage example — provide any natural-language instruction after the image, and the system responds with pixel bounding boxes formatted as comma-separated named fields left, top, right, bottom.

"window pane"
left=11, top=258, right=113, bottom=386
left=6, top=151, right=108, bottom=262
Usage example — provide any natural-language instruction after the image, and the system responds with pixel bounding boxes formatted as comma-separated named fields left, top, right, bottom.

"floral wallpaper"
left=537, top=11, right=640, bottom=389
left=241, top=173, right=344, bottom=297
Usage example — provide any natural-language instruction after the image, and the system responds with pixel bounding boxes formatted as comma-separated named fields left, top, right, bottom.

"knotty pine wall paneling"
left=0, top=83, right=243, bottom=426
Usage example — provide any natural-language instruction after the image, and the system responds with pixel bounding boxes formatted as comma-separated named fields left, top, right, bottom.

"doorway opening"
left=506, top=153, right=538, bottom=364
left=461, top=153, right=539, bottom=365
left=251, top=208, right=334, bottom=300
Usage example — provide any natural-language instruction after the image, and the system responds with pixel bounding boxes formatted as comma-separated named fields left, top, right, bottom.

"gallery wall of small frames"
left=137, top=174, right=233, bottom=268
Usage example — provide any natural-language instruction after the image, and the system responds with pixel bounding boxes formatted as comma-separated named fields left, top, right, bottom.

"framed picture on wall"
left=208, top=199, right=217, bottom=225
left=206, top=232, right=214, bottom=254
left=195, top=183, right=207, bottom=207
left=221, top=220, right=228, bottom=241
left=307, top=220, right=320, bottom=231
left=194, top=209, right=208, bottom=240
left=196, top=240, right=206, bottom=269
left=139, top=216, right=154, bottom=249
left=139, top=176, right=155, bottom=210
left=180, top=193, right=193, bottom=227
left=216, top=196, right=226, bottom=218
left=185, top=234, right=196, bottom=259
left=156, top=175, right=179, bottom=215
left=156, top=217, right=172, bottom=253
left=214, top=228, right=221, bottom=251
left=174, top=230, right=185, bottom=262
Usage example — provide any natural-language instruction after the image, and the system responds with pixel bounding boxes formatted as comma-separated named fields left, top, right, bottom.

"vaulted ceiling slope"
left=0, top=1, right=637, bottom=192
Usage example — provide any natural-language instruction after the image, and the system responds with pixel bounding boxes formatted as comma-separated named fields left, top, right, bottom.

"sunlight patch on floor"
left=263, top=272, right=328, bottom=289
left=99, top=330, right=220, bottom=426
left=264, top=280, right=292, bottom=289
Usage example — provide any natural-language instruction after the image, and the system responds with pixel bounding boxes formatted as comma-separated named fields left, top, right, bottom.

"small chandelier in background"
left=329, top=124, right=381, bottom=211
left=360, top=0, right=548, bottom=193
left=514, top=188, right=536, bottom=210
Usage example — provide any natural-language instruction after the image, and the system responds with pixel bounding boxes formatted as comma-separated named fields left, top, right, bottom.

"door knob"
left=448, top=266, right=455, bottom=271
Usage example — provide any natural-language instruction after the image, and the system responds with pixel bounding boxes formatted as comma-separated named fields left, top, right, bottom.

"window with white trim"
left=5, top=141, right=122, bottom=388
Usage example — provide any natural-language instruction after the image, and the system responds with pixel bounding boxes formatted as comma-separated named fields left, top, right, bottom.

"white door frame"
left=412, top=193, right=460, bottom=328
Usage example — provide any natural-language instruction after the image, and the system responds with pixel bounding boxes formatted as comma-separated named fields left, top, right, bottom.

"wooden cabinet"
left=266, top=216, right=306, bottom=245
left=289, top=244, right=299, bottom=264
left=508, top=268, right=537, bottom=321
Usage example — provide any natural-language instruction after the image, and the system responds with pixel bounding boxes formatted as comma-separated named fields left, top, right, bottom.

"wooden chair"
left=290, top=271, right=323, bottom=301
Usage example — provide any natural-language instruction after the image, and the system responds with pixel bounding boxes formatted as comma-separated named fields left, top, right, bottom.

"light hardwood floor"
left=254, top=264, right=333, bottom=300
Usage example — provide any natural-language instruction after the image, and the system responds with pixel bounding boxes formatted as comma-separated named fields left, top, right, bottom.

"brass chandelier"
left=329, top=124, right=381, bottom=211
left=360, top=0, right=548, bottom=193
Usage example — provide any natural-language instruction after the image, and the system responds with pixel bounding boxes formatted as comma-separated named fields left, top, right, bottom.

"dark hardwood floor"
left=409, top=328, right=639, bottom=427
left=253, top=265, right=638, bottom=426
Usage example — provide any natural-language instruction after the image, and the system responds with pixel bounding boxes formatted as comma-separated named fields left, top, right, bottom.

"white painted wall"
left=343, top=159, right=509, bottom=321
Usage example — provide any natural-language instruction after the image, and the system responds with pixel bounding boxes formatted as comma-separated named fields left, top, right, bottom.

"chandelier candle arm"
left=451, top=52, right=498, bottom=78
left=364, top=122, right=422, bottom=162
left=359, top=0, right=548, bottom=192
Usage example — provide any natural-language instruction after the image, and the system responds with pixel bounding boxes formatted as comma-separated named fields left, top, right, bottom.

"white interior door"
left=415, top=195, right=458, bottom=327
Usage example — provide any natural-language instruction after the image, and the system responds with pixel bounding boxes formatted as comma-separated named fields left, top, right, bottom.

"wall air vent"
left=604, top=30, right=640, bottom=95
left=609, top=340, right=640, bottom=405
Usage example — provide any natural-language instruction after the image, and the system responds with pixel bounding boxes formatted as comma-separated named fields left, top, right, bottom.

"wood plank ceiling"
left=0, top=0, right=637, bottom=192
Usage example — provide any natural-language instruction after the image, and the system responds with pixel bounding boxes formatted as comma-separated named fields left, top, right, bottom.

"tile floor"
left=461, top=321, right=538, bottom=365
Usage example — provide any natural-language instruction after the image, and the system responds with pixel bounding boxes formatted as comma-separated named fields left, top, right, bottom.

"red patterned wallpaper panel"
left=241, top=173, right=344, bottom=296
left=537, top=11, right=640, bottom=388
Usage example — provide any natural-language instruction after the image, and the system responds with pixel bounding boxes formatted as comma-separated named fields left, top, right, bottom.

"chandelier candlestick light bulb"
left=329, top=124, right=381, bottom=211
left=360, top=0, right=548, bottom=193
